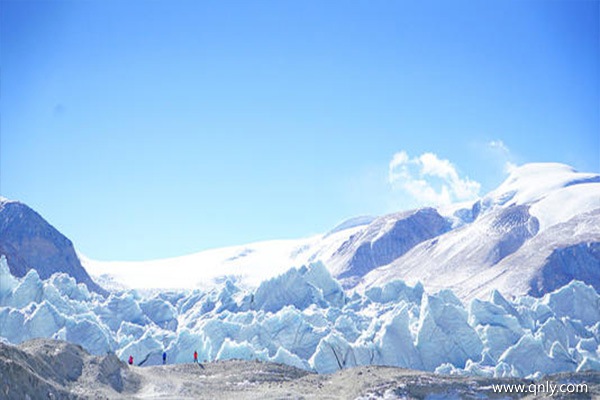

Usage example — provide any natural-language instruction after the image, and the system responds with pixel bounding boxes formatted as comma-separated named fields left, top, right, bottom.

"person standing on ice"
left=128, top=355, right=133, bottom=365
left=162, top=351, right=167, bottom=365
left=193, top=350, right=198, bottom=363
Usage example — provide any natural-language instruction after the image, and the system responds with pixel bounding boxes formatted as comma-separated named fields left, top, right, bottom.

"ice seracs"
left=251, top=262, right=345, bottom=312
left=1, top=255, right=598, bottom=378
left=416, top=290, right=483, bottom=370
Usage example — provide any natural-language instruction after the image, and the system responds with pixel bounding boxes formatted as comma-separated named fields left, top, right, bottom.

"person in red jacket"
left=128, top=355, right=133, bottom=365
left=193, top=350, right=198, bottom=363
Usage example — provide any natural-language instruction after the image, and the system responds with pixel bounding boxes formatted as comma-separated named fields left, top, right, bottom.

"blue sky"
left=1, top=0, right=598, bottom=261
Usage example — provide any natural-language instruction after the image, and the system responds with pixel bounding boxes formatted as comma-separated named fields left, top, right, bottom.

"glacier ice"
left=542, top=280, right=600, bottom=326
left=140, top=297, right=178, bottom=331
left=374, top=304, right=421, bottom=369
left=497, top=334, right=562, bottom=376
left=0, top=255, right=598, bottom=378
left=252, top=262, right=344, bottom=312
left=416, top=291, right=483, bottom=370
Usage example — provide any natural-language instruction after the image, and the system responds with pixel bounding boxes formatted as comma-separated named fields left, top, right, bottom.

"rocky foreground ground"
left=1, top=339, right=598, bottom=399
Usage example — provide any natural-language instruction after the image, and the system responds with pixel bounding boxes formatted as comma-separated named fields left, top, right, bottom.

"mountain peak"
left=0, top=196, right=18, bottom=206
left=485, top=162, right=599, bottom=208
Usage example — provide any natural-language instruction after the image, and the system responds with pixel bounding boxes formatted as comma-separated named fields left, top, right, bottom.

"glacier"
left=1, top=255, right=598, bottom=378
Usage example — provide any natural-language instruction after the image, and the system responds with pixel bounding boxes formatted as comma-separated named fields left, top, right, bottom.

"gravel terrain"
left=1, top=339, right=598, bottom=399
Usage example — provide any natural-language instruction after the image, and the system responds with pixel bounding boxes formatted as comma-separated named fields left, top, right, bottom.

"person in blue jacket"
left=162, top=351, right=167, bottom=365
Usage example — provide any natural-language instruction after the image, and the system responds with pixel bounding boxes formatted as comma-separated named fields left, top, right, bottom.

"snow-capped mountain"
left=0, top=198, right=107, bottom=296
left=1, top=162, right=599, bottom=378
left=82, top=162, right=599, bottom=300
left=359, top=163, right=600, bottom=300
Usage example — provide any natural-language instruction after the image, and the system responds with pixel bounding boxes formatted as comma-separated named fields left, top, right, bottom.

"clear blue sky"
left=1, top=0, right=598, bottom=260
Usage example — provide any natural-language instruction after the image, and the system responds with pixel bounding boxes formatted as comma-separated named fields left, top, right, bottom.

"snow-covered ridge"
left=326, top=215, right=377, bottom=236
left=485, top=163, right=599, bottom=208
left=1, top=255, right=598, bottom=378
left=82, top=162, right=600, bottom=301
left=81, top=225, right=361, bottom=291
left=481, top=163, right=599, bottom=233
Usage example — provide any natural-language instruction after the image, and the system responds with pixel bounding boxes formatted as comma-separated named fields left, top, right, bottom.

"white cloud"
left=488, top=139, right=510, bottom=154
left=388, top=151, right=481, bottom=206
left=487, top=140, right=517, bottom=173
left=504, top=161, right=518, bottom=174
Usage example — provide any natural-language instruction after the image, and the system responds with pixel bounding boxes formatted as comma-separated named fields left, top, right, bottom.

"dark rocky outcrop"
left=0, top=199, right=106, bottom=296
left=334, top=208, right=451, bottom=286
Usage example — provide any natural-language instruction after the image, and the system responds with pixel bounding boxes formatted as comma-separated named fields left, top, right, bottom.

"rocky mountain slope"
left=0, top=198, right=106, bottom=295
left=0, top=338, right=136, bottom=399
